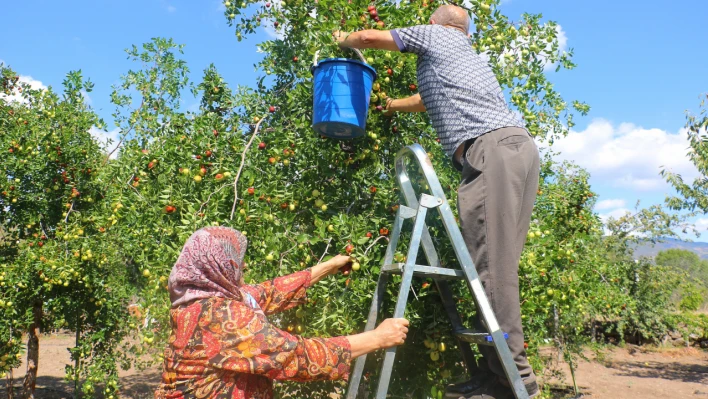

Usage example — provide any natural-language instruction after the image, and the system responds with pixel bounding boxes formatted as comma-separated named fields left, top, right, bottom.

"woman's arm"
left=206, top=300, right=408, bottom=382
left=241, top=255, right=352, bottom=315
left=346, top=318, right=409, bottom=358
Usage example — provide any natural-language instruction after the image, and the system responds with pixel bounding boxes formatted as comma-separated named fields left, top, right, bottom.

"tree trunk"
left=6, top=368, right=14, bottom=399
left=7, top=323, right=14, bottom=399
left=22, top=301, right=42, bottom=399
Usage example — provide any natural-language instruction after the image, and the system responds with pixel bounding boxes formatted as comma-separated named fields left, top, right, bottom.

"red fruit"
left=8, top=148, right=13, bottom=153
left=205, top=150, right=213, bottom=157
left=341, top=263, right=352, bottom=275
left=41, top=235, right=47, bottom=240
left=268, top=157, right=276, bottom=164
left=366, top=232, right=373, bottom=238
left=369, top=186, right=377, bottom=193
left=9, top=186, right=14, bottom=191
left=376, top=105, right=383, bottom=111
left=259, top=142, right=266, bottom=150
left=369, top=9, right=377, bottom=18
left=422, top=282, right=430, bottom=289
left=392, top=126, right=398, bottom=133
left=374, top=16, right=380, bottom=22
left=409, top=84, right=417, bottom=90
left=274, top=21, right=279, bottom=27
left=195, top=155, right=202, bottom=160
left=292, top=56, right=299, bottom=62
left=265, top=2, right=270, bottom=6
left=367, top=5, right=375, bottom=11
left=436, top=138, right=441, bottom=143
left=200, top=167, right=207, bottom=175
left=387, top=68, right=393, bottom=75
left=345, top=277, right=351, bottom=284
left=379, top=227, right=389, bottom=236
left=165, top=205, right=176, bottom=214
left=376, top=20, right=385, bottom=28
left=133, top=177, right=140, bottom=182
left=213, top=129, right=219, bottom=137
left=215, top=173, right=224, bottom=180
left=247, top=187, right=255, bottom=195
left=524, top=342, right=529, bottom=349
left=38, top=242, right=44, bottom=247
left=281, top=202, right=289, bottom=209
left=142, top=149, right=148, bottom=154
left=148, top=162, right=155, bottom=169
left=283, top=148, right=290, bottom=156
left=269, top=106, right=276, bottom=113
left=345, top=244, right=354, bottom=254
left=258, top=195, right=265, bottom=201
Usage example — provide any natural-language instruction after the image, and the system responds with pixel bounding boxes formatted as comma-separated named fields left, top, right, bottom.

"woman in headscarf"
left=155, top=226, right=409, bottom=399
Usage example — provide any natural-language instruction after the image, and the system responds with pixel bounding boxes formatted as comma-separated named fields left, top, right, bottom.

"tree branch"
left=230, top=114, right=269, bottom=220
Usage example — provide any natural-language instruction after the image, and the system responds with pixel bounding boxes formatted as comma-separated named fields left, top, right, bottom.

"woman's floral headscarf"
left=168, top=226, right=249, bottom=308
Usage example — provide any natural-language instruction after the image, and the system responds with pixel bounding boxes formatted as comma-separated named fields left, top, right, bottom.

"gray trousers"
left=455, top=126, right=540, bottom=382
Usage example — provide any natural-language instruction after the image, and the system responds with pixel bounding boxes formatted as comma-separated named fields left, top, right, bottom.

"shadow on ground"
left=607, top=360, right=708, bottom=384
left=0, top=370, right=160, bottom=399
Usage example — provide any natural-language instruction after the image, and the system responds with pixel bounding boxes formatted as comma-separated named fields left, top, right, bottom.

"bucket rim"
left=311, top=57, right=377, bottom=80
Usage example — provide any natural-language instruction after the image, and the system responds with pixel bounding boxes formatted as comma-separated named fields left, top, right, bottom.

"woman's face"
left=231, top=259, right=246, bottom=286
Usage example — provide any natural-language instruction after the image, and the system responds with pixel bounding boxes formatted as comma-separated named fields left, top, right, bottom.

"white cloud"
left=0, top=75, right=47, bottom=104
left=546, top=119, right=698, bottom=192
left=80, top=90, right=92, bottom=105
left=595, top=199, right=626, bottom=211
left=89, top=127, right=122, bottom=158
left=695, top=218, right=708, bottom=231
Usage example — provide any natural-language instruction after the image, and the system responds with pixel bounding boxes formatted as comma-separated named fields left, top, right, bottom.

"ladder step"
left=382, top=263, right=465, bottom=280
left=454, top=329, right=509, bottom=346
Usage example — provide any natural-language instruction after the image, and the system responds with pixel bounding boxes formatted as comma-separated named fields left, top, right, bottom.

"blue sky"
left=2, top=0, right=707, bottom=238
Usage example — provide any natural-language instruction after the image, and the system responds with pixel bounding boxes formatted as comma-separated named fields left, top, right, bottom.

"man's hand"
left=382, top=97, right=396, bottom=117
left=333, top=30, right=351, bottom=48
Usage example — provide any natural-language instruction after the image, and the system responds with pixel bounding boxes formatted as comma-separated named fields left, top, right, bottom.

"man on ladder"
left=335, top=4, right=540, bottom=398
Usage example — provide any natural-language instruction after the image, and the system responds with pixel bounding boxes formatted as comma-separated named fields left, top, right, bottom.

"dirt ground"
left=1, top=333, right=706, bottom=398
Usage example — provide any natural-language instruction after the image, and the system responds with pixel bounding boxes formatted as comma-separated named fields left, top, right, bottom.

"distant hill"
left=632, top=237, right=708, bottom=260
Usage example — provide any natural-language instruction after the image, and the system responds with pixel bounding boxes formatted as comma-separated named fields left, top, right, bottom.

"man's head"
left=430, top=4, right=470, bottom=34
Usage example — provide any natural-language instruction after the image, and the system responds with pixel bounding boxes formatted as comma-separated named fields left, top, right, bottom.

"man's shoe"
left=444, top=373, right=494, bottom=398
left=446, top=376, right=539, bottom=399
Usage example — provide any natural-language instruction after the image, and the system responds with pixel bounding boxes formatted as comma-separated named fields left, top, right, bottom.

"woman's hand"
left=324, top=254, right=353, bottom=275
left=347, top=318, right=409, bottom=358
left=309, top=255, right=352, bottom=284
left=373, top=318, right=409, bottom=349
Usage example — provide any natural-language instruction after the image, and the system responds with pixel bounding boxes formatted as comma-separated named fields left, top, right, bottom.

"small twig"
left=410, top=285, right=419, bottom=301
left=64, top=201, right=75, bottom=223
left=318, top=238, right=333, bottom=264
left=345, top=200, right=356, bottom=214
left=126, top=174, right=146, bottom=201
left=279, top=244, right=299, bottom=269
left=230, top=114, right=269, bottom=220
left=364, top=235, right=389, bottom=256
left=197, top=182, right=232, bottom=216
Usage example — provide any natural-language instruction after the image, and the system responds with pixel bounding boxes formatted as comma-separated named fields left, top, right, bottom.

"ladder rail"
left=393, top=144, right=529, bottom=399
left=345, top=206, right=408, bottom=399
left=374, top=203, right=430, bottom=399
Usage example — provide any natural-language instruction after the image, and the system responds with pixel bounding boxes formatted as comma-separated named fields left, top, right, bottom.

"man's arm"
left=385, top=94, right=426, bottom=114
left=335, top=30, right=400, bottom=52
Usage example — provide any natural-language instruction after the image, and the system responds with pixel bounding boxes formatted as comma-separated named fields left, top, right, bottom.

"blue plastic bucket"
left=312, top=58, right=377, bottom=139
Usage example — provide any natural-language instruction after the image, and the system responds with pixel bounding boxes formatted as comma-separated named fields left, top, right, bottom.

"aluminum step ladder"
left=345, top=144, right=529, bottom=399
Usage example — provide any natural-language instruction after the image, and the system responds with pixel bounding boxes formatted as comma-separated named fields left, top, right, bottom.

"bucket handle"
left=313, top=47, right=368, bottom=68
